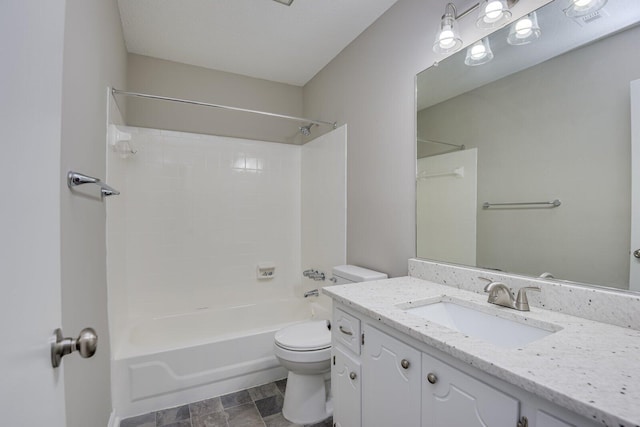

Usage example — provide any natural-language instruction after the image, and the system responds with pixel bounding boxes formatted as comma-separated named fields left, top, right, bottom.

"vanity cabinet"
left=331, top=304, right=599, bottom=427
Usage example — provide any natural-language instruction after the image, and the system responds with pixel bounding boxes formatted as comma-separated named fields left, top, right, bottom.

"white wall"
left=303, top=0, right=549, bottom=277
left=60, top=0, right=127, bottom=425
left=107, top=127, right=302, bottom=350
left=301, top=125, right=348, bottom=307
left=417, top=26, right=640, bottom=288
left=125, top=54, right=304, bottom=144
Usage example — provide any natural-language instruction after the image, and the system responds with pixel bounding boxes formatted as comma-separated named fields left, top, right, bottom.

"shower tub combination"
left=112, top=297, right=329, bottom=420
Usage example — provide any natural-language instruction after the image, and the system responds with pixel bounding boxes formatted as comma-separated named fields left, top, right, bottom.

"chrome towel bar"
left=67, top=171, right=120, bottom=197
left=482, top=199, right=561, bottom=209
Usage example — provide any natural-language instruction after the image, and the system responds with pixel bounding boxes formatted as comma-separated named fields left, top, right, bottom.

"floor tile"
left=226, top=403, right=265, bottom=427
left=221, top=390, right=253, bottom=409
left=263, top=413, right=301, bottom=427
left=157, top=404, right=191, bottom=426
left=190, top=397, right=224, bottom=417
left=192, top=411, right=229, bottom=427
left=304, top=417, right=333, bottom=427
left=255, top=394, right=284, bottom=418
left=248, top=382, right=281, bottom=401
left=120, top=413, right=156, bottom=427
left=275, top=379, right=287, bottom=395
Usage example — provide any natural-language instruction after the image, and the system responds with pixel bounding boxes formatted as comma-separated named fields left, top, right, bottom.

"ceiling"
left=117, top=0, right=399, bottom=87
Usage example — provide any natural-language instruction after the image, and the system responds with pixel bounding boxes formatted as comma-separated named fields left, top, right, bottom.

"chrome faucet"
left=479, top=277, right=540, bottom=311
left=304, top=289, right=319, bottom=298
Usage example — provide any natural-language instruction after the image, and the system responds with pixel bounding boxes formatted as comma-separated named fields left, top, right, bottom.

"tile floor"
left=120, top=379, right=333, bottom=427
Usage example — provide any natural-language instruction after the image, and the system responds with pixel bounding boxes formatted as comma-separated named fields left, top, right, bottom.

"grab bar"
left=67, top=171, right=120, bottom=197
left=482, top=199, right=561, bottom=209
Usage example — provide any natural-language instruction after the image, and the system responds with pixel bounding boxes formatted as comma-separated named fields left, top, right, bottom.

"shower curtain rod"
left=112, top=88, right=337, bottom=129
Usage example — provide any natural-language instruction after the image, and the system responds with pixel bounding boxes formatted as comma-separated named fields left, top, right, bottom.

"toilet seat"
left=274, top=320, right=331, bottom=351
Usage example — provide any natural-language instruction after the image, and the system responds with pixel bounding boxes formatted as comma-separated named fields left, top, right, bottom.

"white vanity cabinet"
left=331, top=303, right=600, bottom=427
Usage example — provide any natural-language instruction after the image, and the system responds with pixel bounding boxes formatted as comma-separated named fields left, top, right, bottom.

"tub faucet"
left=303, top=269, right=326, bottom=281
left=304, top=289, right=319, bottom=298
left=479, top=277, right=540, bottom=311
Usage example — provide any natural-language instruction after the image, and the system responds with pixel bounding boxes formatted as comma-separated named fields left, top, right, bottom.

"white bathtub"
left=112, top=298, right=329, bottom=420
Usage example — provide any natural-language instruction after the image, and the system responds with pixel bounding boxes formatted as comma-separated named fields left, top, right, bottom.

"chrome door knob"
left=400, top=359, right=410, bottom=369
left=51, top=327, right=98, bottom=368
left=349, top=372, right=357, bottom=380
left=634, top=249, right=640, bottom=259
left=427, top=373, right=438, bottom=384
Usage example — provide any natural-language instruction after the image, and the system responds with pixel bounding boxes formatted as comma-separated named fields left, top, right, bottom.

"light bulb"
left=484, top=1, right=504, bottom=22
left=439, top=27, right=456, bottom=49
left=470, top=44, right=487, bottom=59
left=515, top=17, right=533, bottom=38
left=574, top=0, right=592, bottom=6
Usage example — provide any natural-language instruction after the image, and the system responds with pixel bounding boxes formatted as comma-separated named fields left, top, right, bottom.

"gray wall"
left=60, top=0, right=128, bottom=425
left=302, top=0, right=549, bottom=277
left=417, top=26, right=640, bottom=288
left=126, top=54, right=304, bottom=144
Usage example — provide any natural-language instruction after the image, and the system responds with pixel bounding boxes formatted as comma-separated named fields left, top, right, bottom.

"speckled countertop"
left=323, top=277, right=640, bottom=427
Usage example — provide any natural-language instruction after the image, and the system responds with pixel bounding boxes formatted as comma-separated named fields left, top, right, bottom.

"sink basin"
left=403, top=299, right=559, bottom=349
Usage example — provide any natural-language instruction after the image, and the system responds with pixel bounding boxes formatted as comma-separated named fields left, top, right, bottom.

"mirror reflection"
left=416, top=0, right=640, bottom=291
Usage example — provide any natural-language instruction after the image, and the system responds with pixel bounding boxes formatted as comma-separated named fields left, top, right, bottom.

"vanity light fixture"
left=507, top=12, right=541, bottom=45
left=433, top=3, right=464, bottom=54
left=464, top=38, right=494, bottom=66
left=563, top=0, right=607, bottom=17
left=476, top=0, right=517, bottom=29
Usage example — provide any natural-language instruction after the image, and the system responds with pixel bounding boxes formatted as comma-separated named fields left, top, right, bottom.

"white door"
left=629, top=79, right=640, bottom=291
left=362, top=325, right=421, bottom=427
left=332, top=346, right=361, bottom=427
left=417, top=148, right=478, bottom=265
left=0, top=1, right=68, bottom=425
left=422, top=353, right=519, bottom=427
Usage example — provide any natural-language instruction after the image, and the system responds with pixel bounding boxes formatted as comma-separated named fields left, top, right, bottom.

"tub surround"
left=323, top=271, right=640, bottom=426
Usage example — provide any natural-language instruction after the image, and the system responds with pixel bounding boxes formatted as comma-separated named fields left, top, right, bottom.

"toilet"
left=274, top=265, right=387, bottom=424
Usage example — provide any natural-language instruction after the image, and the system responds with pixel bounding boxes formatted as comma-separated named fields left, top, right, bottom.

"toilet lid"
left=275, top=320, right=331, bottom=351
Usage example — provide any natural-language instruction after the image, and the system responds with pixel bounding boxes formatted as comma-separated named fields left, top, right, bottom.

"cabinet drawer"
left=333, top=308, right=361, bottom=355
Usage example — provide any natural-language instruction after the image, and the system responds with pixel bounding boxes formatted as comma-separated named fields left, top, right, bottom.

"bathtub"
left=112, top=297, right=329, bottom=420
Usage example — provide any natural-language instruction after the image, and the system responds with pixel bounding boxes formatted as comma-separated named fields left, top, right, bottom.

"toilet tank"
left=331, top=265, right=387, bottom=285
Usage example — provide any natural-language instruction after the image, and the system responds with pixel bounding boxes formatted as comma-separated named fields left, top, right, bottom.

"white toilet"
left=274, top=265, right=387, bottom=424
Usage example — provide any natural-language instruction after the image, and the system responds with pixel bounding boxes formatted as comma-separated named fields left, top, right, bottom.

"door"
left=1, top=1, right=68, bottom=426
left=416, top=148, right=478, bottom=265
left=362, top=325, right=421, bottom=427
left=629, top=79, right=640, bottom=291
left=332, top=346, right=361, bottom=427
left=422, top=353, right=519, bottom=427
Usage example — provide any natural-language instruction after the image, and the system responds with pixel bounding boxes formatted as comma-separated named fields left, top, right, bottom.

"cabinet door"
left=362, top=325, right=421, bottom=427
left=422, top=353, right=519, bottom=427
left=332, top=346, right=361, bottom=427
left=334, top=308, right=362, bottom=355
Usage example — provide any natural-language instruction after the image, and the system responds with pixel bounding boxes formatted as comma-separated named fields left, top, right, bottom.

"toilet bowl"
left=274, top=265, right=388, bottom=424
left=274, top=320, right=332, bottom=425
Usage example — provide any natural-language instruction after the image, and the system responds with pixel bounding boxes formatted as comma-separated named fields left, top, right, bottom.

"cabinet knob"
left=349, top=372, right=357, bottom=380
left=400, top=359, right=410, bottom=369
left=427, top=373, right=438, bottom=384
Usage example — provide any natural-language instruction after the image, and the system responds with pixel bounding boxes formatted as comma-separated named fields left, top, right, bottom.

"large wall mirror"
left=416, top=0, right=640, bottom=292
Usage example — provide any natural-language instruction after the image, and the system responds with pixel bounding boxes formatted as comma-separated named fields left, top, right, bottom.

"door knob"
left=51, top=327, right=98, bottom=368
left=634, top=249, right=640, bottom=259
left=427, top=373, right=438, bottom=384
left=349, top=372, right=357, bottom=380
left=401, top=359, right=410, bottom=369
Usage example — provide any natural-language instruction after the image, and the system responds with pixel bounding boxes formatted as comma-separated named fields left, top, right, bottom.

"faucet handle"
left=515, top=287, right=540, bottom=311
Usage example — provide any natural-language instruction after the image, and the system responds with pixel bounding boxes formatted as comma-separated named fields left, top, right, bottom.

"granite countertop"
left=323, top=277, right=640, bottom=427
